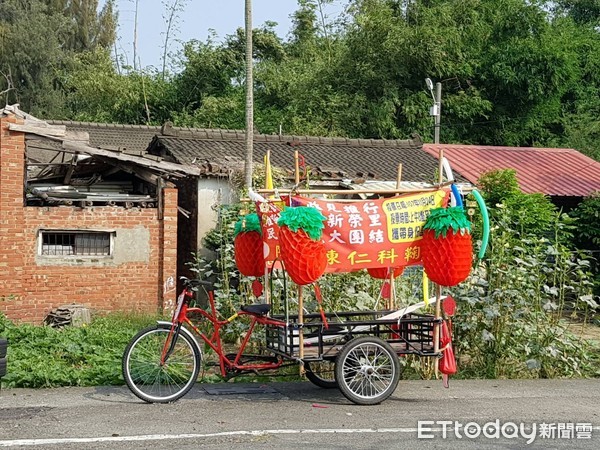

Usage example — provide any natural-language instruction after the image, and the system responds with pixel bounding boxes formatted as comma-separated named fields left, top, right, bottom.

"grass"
left=0, top=312, right=305, bottom=389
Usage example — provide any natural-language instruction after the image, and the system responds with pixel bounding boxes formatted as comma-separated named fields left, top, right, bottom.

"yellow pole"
left=390, top=163, right=403, bottom=310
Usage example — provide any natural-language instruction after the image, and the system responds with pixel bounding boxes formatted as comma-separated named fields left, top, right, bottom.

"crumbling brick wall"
left=0, top=114, right=178, bottom=323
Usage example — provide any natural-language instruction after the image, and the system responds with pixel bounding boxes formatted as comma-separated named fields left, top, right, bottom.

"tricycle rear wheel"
left=334, top=336, right=400, bottom=405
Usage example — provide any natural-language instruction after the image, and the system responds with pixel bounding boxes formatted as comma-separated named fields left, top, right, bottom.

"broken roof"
left=2, top=105, right=199, bottom=207
left=424, top=143, right=600, bottom=197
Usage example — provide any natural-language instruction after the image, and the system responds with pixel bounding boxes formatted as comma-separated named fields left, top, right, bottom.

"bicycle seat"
left=241, top=303, right=271, bottom=316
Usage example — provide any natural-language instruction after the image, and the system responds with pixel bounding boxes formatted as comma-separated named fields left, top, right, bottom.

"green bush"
left=477, top=169, right=520, bottom=207
left=0, top=312, right=157, bottom=388
left=572, top=192, right=600, bottom=296
left=572, top=192, right=600, bottom=251
left=450, top=173, right=599, bottom=379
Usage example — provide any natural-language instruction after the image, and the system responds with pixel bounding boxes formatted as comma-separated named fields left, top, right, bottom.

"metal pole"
left=244, top=0, right=254, bottom=190
left=434, top=82, right=441, bottom=144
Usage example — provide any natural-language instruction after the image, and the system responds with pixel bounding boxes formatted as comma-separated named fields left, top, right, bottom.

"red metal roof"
left=423, top=143, right=600, bottom=197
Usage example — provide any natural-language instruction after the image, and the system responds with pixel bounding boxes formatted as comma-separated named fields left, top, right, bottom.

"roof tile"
left=152, top=135, right=439, bottom=182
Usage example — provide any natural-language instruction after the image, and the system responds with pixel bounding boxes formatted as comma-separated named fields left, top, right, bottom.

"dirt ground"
left=566, top=319, right=600, bottom=344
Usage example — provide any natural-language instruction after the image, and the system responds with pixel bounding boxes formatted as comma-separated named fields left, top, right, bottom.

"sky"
left=108, top=0, right=302, bottom=69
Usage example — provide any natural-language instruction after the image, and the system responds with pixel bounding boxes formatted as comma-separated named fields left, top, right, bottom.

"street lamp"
left=425, top=78, right=441, bottom=144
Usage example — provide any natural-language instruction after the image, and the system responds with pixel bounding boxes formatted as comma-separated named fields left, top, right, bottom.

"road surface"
left=0, top=379, right=599, bottom=448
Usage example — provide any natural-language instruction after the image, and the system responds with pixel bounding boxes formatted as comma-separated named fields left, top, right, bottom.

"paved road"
left=0, top=379, right=599, bottom=449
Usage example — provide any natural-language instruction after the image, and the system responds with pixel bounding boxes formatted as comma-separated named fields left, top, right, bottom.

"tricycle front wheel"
left=122, top=325, right=201, bottom=403
left=334, top=336, right=400, bottom=405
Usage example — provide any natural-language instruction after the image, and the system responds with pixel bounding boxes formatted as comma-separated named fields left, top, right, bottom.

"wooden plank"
left=62, top=141, right=201, bottom=176
left=257, top=182, right=452, bottom=196
left=63, top=153, right=78, bottom=184
left=8, top=123, right=67, bottom=137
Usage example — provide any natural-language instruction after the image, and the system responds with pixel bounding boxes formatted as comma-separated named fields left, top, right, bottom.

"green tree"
left=63, top=49, right=178, bottom=124
left=0, top=0, right=117, bottom=116
left=0, top=0, right=72, bottom=116
left=170, top=23, right=286, bottom=130
left=44, top=0, right=117, bottom=52
left=572, top=192, right=600, bottom=251
left=556, top=0, right=600, bottom=26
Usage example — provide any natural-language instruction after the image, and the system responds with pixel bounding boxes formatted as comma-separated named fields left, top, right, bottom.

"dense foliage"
left=451, top=170, right=599, bottom=378
left=1, top=0, right=599, bottom=161
left=0, top=312, right=156, bottom=388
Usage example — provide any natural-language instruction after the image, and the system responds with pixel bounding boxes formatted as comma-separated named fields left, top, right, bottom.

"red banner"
left=256, top=189, right=449, bottom=273
left=256, top=196, right=288, bottom=269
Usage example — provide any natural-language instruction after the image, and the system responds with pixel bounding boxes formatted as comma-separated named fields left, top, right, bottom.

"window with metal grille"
left=39, top=231, right=113, bottom=256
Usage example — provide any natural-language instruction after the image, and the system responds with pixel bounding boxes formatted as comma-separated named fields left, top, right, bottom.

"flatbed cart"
left=265, top=309, right=444, bottom=405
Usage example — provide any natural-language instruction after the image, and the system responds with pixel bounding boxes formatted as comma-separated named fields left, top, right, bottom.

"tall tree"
left=0, top=0, right=71, bottom=115
left=44, top=0, right=117, bottom=52
left=0, top=0, right=117, bottom=115
left=160, top=0, right=188, bottom=77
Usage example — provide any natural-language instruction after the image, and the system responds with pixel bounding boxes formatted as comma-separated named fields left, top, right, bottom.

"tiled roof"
left=150, top=131, right=442, bottom=182
left=48, top=121, right=163, bottom=154
left=423, top=143, right=600, bottom=197
left=47, top=121, right=446, bottom=182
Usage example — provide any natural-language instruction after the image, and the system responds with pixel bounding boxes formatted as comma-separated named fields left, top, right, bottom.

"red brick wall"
left=0, top=114, right=178, bottom=323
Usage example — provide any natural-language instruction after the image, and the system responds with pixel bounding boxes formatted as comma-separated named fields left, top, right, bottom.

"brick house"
left=0, top=106, right=196, bottom=323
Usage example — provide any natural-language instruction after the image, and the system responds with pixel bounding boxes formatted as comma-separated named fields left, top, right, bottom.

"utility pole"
left=244, top=0, right=254, bottom=190
left=434, top=81, right=441, bottom=144
left=426, top=78, right=442, bottom=143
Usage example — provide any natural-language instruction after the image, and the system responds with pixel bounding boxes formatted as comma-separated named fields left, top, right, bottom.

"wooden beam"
left=438, top=149, right=444, bottom=185
left=63, top=153, right=78, bottom=185
left=294, top=150, right=300, bottom=185
left=257, top=182, right=452, bottom=196
left=62, top=141, right=201, bottom=176
left=8, top=123, right=67, bottom=137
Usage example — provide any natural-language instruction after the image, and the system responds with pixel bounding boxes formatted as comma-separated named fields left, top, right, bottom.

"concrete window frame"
left=37, top=229, right=115, bottom=257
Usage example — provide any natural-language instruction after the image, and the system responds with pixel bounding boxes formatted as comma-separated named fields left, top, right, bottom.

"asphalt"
left=0, top=379, right=599, bottom=449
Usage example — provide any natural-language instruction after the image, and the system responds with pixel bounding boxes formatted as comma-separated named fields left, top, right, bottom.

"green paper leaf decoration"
left=423, top=206, right=471, bottom=238
left=233, top=213, right=262, bottom=237
left=277, top=206, right=327, bottom=241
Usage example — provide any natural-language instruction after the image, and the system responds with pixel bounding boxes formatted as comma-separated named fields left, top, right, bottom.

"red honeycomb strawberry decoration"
left=277, top=206, right=327, bottom=286
left=233, top=213, right=265, bottom=278
left=421, top=206, right=473, bottom=286
left=367, top=266, right=404, bottom=279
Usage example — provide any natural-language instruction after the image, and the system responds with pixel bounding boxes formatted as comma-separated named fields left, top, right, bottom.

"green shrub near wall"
left=0, top=313, right=157, bottom=388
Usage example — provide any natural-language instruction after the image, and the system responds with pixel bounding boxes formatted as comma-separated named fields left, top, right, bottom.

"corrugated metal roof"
left=423, top=144, right=600, bottom=197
